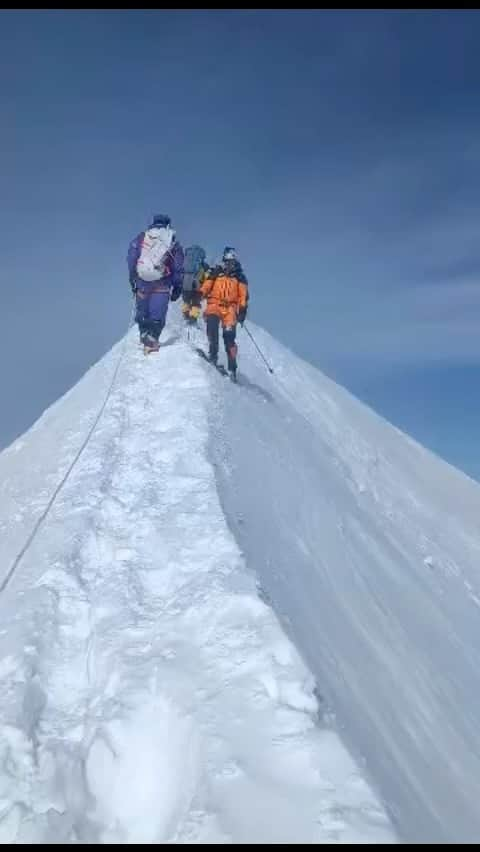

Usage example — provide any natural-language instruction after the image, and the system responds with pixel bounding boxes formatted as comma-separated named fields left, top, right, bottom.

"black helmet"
left=222, top=246, right=237, bottom=261
left=152, top=213, right=171, bottom=228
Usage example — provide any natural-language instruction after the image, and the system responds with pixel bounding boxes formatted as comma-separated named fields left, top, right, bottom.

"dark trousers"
left=206, top=315, right=238, bottom=370
left=182, top=289, right=202, bottom=309
left=135, top=284, right=170, bottom=341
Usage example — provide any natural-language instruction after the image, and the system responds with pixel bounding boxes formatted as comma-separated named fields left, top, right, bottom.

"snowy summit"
left=1, top=307, right=480, bottom=843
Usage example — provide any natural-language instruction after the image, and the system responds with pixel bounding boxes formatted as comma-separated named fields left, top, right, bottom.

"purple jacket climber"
left=127, top=213, right=184, bottom=351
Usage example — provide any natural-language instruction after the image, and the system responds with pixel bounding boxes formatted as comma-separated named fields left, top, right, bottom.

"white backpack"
left=136, top=226, right=175, bottom=282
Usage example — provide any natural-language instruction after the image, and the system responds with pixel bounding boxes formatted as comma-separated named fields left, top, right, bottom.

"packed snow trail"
left=0, top=322, right=394, bottom=842
left=206, top=319, right=480, bottom=844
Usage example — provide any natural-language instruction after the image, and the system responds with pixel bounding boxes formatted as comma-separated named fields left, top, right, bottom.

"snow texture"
left=0, top=317, right=395, bottom=843
left=209, top=318, right=480, bottom=844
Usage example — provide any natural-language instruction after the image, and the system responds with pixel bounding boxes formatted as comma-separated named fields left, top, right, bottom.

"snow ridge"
left=0, top=322, right=394, bottom=843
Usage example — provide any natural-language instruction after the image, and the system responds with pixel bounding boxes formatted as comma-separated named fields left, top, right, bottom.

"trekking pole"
left=242, top=323, right=274, bottom=374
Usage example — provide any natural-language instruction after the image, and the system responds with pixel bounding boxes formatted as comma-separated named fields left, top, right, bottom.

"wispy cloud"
left=2, top=9, right=480, bottom=452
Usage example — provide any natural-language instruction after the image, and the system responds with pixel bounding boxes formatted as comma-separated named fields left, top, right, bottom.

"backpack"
left=182, top=245, right=206, bottom=293
left=136, top=226, right=175, bottom=282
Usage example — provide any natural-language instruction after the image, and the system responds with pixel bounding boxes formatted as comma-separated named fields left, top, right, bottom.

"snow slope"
left=0, top=319, right=395, bottom=843
left=208, top=318, right=480, bottom=844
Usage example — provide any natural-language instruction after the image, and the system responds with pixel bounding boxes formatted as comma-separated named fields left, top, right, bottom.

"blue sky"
left=1, top=10, right=480, bottom=480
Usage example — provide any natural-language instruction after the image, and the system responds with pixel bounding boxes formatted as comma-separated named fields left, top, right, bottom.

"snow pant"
left=182, top=288, right=202, bottom=309
left=206, top=314, right=238, bottom=371
left=135, top=283, right=170, bottom=341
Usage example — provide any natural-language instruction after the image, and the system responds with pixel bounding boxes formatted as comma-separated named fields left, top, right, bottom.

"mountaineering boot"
left=143, top=333, right=160, bottom=355
left=182, top=303, right=201, bottom=325
left=181, top=303, right=193, bottom=324
left=187, top=305, right=202, bottom=327
left=189, top=305, right=201, bottom=322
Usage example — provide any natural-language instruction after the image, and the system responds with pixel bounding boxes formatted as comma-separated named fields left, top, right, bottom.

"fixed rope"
left=0, top=303, right=136, bottom=594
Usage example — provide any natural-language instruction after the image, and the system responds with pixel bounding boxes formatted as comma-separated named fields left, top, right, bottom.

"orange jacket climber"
left=198, top=247, right=249, bottom=378
left=199, top=259, right=249, bottom=328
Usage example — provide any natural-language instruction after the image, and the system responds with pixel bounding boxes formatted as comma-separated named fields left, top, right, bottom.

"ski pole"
left=242, top=323, right=274, bottom=374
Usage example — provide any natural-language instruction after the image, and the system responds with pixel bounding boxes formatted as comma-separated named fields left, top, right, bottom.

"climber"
left=127, top=213, right=184, bottom=353
left=198, top=246, right=249, bottom=379
left=181, top=245, right=209, bottom=325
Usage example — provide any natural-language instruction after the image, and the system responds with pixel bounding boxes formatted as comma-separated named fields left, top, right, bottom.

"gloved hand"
left=170, top=285, right=181, bottom=302
left=238, top=307, right=247, bottom=326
